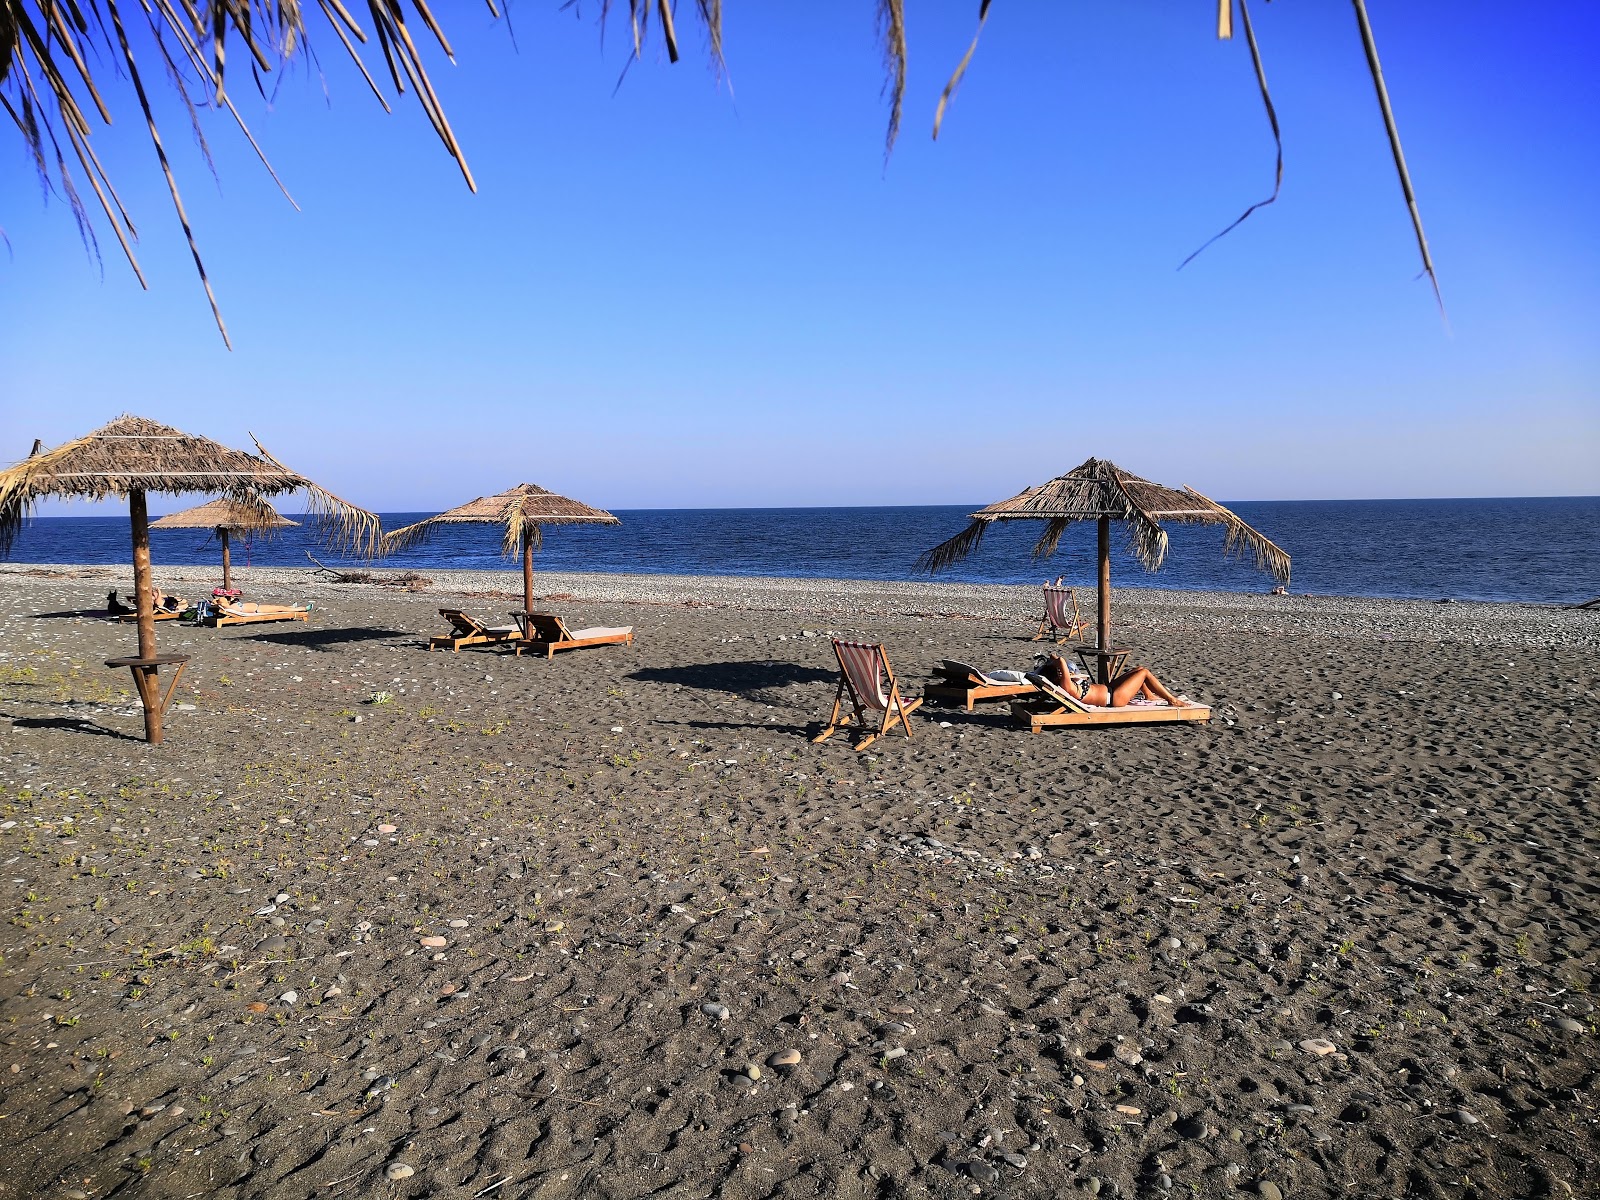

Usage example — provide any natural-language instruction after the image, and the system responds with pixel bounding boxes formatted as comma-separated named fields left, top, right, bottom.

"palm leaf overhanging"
left=0, top=414, right=380, bottom=558
left=917, top=457, right=1291, bottom=585
left=3, top=1, right=1439, bottom=345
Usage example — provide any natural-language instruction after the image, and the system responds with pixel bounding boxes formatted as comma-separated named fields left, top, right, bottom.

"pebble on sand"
left=1298, top=1037, right=1338, bottom=1056
left=385, top=1162, right=415, bottom=1180
left=768, top=1049, right=803, bottom=1067
left=419, top=936, right=448, bottom=948
left=377, top=824, right=398, bottom=834
left=702, top=1002, right=731, bottom=1021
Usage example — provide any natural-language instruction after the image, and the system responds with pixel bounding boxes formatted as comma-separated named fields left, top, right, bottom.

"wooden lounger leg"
left=812, top=684, right=848, bottom=745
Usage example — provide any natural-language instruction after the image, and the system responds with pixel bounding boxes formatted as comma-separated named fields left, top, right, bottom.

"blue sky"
left=2, top=2, right=1596, bottom=514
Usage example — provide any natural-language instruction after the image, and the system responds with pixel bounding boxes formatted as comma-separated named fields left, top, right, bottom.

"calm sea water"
left=5, top=498, right=1596, bottom=605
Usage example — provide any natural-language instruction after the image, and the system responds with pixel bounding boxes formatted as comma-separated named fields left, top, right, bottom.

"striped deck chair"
left=812, top=640, right=924, bottom=751
left=1034, top=584, right=1090, bottom=644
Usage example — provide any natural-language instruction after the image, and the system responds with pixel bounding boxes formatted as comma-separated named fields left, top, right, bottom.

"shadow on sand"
left=627, top=661, right=836, bottom=699
left=226, top=627, right=414, bottom=652
left=8, top=715, right=146, bottom=743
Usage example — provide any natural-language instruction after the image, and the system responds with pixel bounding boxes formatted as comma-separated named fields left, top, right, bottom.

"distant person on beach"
left=1040, top=653, right=1191, bottom=708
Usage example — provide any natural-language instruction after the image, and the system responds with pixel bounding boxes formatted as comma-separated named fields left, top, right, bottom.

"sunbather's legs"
left=1110, top=667, right=1184, bottom=707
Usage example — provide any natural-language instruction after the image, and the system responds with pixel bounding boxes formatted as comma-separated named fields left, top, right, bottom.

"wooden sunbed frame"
left=118, top=609, right=183, bottom=623
left=1010, top=672, right=1211, bottom=733
left=427, top=609, right=523, bottom=652
left=209, top=602, right=311, bottom=628
left=512, top=612, right=634, bottom=659
left=813, top=640, right=923, bottom=752
left=924, top=660, right=1039, bottom=711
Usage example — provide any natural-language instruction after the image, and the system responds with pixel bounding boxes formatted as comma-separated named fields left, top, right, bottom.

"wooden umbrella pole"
left=220, top=527, right=232, bottom=592
left=1097, top=515, right=1112, bottom=684
left=522, top=528, right=534, bottom=616
left=128, top=489, right=162, bottom=743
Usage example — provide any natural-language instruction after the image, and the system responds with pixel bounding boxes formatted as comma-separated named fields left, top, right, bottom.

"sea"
left=5, top=498, right=1597, bottom=606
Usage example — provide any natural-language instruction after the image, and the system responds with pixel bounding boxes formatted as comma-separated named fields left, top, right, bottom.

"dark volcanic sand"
left=0, top=565, right=1596, bottom=1200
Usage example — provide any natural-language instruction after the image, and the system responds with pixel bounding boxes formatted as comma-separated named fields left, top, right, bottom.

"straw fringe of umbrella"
left=383, top=484, right=620, bottom=558
left=149, top=496, right=299, bottom=536
left=0, top=415, right=379, bottom=559
left=918, top=458, right=1291, bottom=584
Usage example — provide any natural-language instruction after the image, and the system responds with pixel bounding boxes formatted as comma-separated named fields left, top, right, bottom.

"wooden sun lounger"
left=427, top=609, right=522, bottom=652
left=924, top=660, right=1040, bottom=711
left=813, top=640, right=923, bottom=751
left=512, top=612, right=634, bottom=659
left=1011, top=671, right=1211, bottom=733
left=118, top=609, right=183, bottom=623
left=209, top=601, right=311, bottom=628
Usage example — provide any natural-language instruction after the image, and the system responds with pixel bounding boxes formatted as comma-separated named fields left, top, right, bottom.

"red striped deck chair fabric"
left=812, top=640, right=924, bottom=751
left=1034, top=584, right=1090, bottom=644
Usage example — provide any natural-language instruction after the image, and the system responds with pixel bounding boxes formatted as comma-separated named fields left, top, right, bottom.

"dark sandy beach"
left=0, top=563, right=1596, bottom=1199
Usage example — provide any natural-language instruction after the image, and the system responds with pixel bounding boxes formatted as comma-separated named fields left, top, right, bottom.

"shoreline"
left=4, top=561, right=1596, bottom=651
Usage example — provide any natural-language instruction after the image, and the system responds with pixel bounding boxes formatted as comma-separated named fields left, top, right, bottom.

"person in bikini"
left=1039, top=653, right=1191, bottom=708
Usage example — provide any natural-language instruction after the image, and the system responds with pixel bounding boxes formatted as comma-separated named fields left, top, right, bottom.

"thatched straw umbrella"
left=151, top=497, right=300, bottom=593
left=0, top=415, right=380, bottom=744
left=920, top=457, right=1291, bottom=683
left=383, top=485, right=620, bottom=615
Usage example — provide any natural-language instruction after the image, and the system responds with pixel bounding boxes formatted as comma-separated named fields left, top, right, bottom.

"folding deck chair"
left=924, top=660, right=1040, bottom=711
left=812, top=640, right=923, bottom=751
left=1011, top=672, right=1211, bottom=733
left=1034, top=584, right=1090, bottom=644
left=512, top=613, right=634, bottom=659
left=427, top=609, right=522, bottom=652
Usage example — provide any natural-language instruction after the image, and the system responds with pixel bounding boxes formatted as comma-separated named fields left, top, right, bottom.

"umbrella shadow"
left=225, top=627, right=413, bottom=652
left=8, top=715, right=146, bottom=743
left=659, top=718, right=815, bottom=737
left=627, top=661, right=837, bottom=704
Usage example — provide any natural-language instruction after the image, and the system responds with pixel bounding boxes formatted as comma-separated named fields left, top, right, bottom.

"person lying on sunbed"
left=154, top=587, right=190, bottom=612
left=220, top=601, right=307, bottom=614
left=1039, top=653, right=1194, bottom=708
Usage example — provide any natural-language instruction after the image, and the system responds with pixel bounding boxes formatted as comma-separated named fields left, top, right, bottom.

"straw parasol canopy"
left=151, top=497, right=300, bottom=592
left=920, top=457, right=1290, bottom=682
left=383, top=484, right=621, bottom=615
left=0, top=414, right=380, bottom=743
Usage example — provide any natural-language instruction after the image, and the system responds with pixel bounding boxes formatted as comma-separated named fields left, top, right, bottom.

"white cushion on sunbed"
left=485, top=626, right=519, bottom=636
left=567, top=626, right=632, bottom=640
left=983, top=669, right=1030, bottom=684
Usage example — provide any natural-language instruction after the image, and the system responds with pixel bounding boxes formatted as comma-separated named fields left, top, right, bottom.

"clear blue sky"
left=2, top=2, right=1596, bottom=514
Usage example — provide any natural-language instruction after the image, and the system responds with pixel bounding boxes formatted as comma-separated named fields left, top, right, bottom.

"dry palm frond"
left=0, top=414, right=379, bottom=558
left=5, top=1, right=1440, bottom=345
left=380, top=482, right=619, bottom=557
left=919, top=456, right=1290, bottom=585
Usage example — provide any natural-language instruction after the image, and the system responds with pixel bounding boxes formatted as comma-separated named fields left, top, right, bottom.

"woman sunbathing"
left=154, top=587, right=190, bottom=612
left=1040, top=654, right=1191, bottom=708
